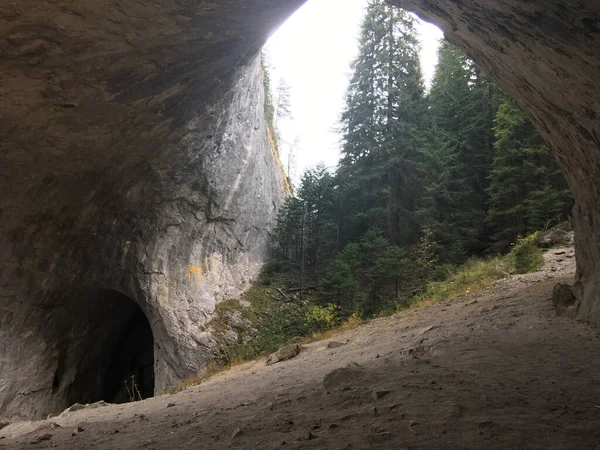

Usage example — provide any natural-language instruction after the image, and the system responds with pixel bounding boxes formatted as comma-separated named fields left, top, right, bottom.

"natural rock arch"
left=0, top=0, right=599, bottom=419
left=391, top=0, right=600, bottom=324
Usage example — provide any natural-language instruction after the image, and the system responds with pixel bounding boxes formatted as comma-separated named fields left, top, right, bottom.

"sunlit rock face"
left=390, top=0, right=600, bottom=325
left=0, top=1, right=299, bottom=419
left=1, top=0, right=600, bottom=420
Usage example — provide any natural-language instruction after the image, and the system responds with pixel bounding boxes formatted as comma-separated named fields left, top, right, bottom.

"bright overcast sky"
left=264, top=0, right=444, bottom=185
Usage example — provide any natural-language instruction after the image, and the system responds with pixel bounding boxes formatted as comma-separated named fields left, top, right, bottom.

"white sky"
left=264, top=0, right=444, bottom=184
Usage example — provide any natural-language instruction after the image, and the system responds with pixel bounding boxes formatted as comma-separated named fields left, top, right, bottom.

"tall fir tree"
left=339, top=0, right=426, bottom=247
left=419, top=40, right=499, bottom=262
left=487, top=96, right=571, bottom=250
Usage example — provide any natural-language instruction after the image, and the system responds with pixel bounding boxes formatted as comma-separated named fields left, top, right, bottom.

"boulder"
left=552, top=284, right=579, bottom=318
left=266, top=344, right=302, bottom=366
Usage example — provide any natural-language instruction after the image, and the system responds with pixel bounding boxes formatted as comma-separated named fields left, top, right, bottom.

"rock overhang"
left=1, top=0, right=600, bottom=419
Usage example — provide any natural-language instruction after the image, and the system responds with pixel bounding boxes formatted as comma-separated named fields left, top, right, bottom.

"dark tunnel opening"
left=102, top=304, right=155, bottom=403
left=53, top=289, right=155, bottom=408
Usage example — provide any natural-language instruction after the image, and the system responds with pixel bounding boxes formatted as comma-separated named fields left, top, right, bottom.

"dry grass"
left=417, top=257, right=509, bottom=306
left=266, top=125, right=291, bottom=195
left=298, top=315, right=364, bottom=345
left=165, top=361, right=230, bottom=394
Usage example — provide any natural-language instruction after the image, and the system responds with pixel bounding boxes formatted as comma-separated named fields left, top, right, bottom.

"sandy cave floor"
left=3, top=246, right=600, bottom=449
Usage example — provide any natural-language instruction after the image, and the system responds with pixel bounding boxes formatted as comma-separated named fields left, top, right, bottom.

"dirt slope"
left=3, top=247, right=600, bottom=449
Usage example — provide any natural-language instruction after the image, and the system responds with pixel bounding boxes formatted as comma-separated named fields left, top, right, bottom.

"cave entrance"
left=100, top=293, right=155, bottom=403
left=57, top=289, right=155, bottom=406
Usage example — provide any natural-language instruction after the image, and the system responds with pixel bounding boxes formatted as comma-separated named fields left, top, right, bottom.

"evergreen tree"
left=318, top=259, right=358, bottom=315
left=339, top=0, right=426, bottom=246
left=487, top=97, right=571, bottom=250
left=273, top=196, right=304, bottom=261
left=419, top=41, right=499, bottom=262
left=275, top=78, right=293, bottom=127
left=368, top=246, right=415, bottom=302
left=297, top=165, right=338, bottom=273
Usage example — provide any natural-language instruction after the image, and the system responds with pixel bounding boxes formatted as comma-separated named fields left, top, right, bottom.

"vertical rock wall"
left=0, top=53, right=287, bottom=420
left=0, top=0, right=305, bottom=420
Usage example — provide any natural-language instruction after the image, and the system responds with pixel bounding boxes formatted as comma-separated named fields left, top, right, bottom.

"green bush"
left=511, top=233, right=544, bottom=274
left=214, top=299, right=342, bottom=365
left=429, top=263, right=457, bottom=282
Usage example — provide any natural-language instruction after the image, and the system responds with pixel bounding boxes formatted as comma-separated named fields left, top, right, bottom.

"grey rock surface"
left=2, top=0, right=600, bottom=421
left=0, top=0, right=298, bottom=419
left=552, top=283, right=579, bottom=318
left=266, top=344, right=302, bottom=366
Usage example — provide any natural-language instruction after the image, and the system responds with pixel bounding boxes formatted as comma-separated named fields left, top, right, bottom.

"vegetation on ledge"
left=166, top=227, right=559, bottom=396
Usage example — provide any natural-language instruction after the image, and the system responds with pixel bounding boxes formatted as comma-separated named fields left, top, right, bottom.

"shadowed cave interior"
left=52, top=289, right=154, bottom=408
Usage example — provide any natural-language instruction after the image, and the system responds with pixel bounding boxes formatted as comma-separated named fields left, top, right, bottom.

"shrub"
left=511, top=233, right=544, bottom=274
left=429, top=263, right=457, bottom=282
left=307, top=303, right=341, bottom=331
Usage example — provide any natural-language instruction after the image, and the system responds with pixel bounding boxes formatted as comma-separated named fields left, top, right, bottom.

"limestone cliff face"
left=0, top=12, right=291, bottom=418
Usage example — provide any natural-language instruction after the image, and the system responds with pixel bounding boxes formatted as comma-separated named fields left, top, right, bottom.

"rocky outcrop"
left=0, top=1, right=298, bottom=419
left=1, top=0, right=600, bottom=420
left=553, top=283, right=578, bottom=318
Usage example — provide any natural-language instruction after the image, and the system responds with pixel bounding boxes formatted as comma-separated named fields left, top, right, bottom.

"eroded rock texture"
left=1, top=0, right=600, bottom=421
left=0, top=1, right=299, bottom=419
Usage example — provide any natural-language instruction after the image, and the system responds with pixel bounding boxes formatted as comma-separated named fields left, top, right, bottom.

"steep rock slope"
left=0, top=0, right=297, bottom=419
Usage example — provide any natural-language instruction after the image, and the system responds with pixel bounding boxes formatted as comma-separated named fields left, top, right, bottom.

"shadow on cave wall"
left=52, top=289, right=155, bottom=409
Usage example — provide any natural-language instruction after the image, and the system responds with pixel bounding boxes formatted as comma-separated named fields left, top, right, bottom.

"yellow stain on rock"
left=188, top=265, right=204, bottom=283
left=156, top=284, right=168, bottom=308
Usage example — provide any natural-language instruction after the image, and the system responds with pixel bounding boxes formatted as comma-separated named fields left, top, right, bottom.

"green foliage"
left=332, top=230, right=423, bottom=317
left=510, top=233, right=544, bottom=274
left=418, top=40, right=500, bottom=260
left=411, top=228, right=440, bottom=279
left=261, top=52, right=276, bottom=140
left=273, top=197, right=304, bottom=261
left=487, top=97, right=572, bottom=251
left=421, top=232, right=547, bottom=305
left=318, top=259, right=357, bottom=315
left=429, top=263, right=458, bottom=282
left=339, top=0, right=426, bottom=247
left=207, top=262, right=346, bottom=367
left=242, top=301, right=321, bottom=357
left=238, top=6, right=572, bottom=361
left=421, top=257, right=508, bottom=303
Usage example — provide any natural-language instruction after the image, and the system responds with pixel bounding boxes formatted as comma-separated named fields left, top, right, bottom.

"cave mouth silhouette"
left=100, top=292, right=155, bottom=404
left=54, top=289, right=155, bottom=407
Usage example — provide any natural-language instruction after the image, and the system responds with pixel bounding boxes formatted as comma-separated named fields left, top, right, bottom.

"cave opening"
left=101, top=296, right=155, bottom=403
left=55, top=289, right=155, bottom=408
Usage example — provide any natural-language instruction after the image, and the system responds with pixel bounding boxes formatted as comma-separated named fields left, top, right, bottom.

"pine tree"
left=339, top=0, right=426, bottom=247
left=275, top=78, right=293, bottom=127
left=368, top=246, right=415, bottom=302
left=487, top=96, right=571, bottom=250
left=419, top=40, right=499, bottom=262
left=273, top=196, right=304, bottom=261
left=297, top=165, right=335, bottom=270
left=318, top=259, right=358, bottom=315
